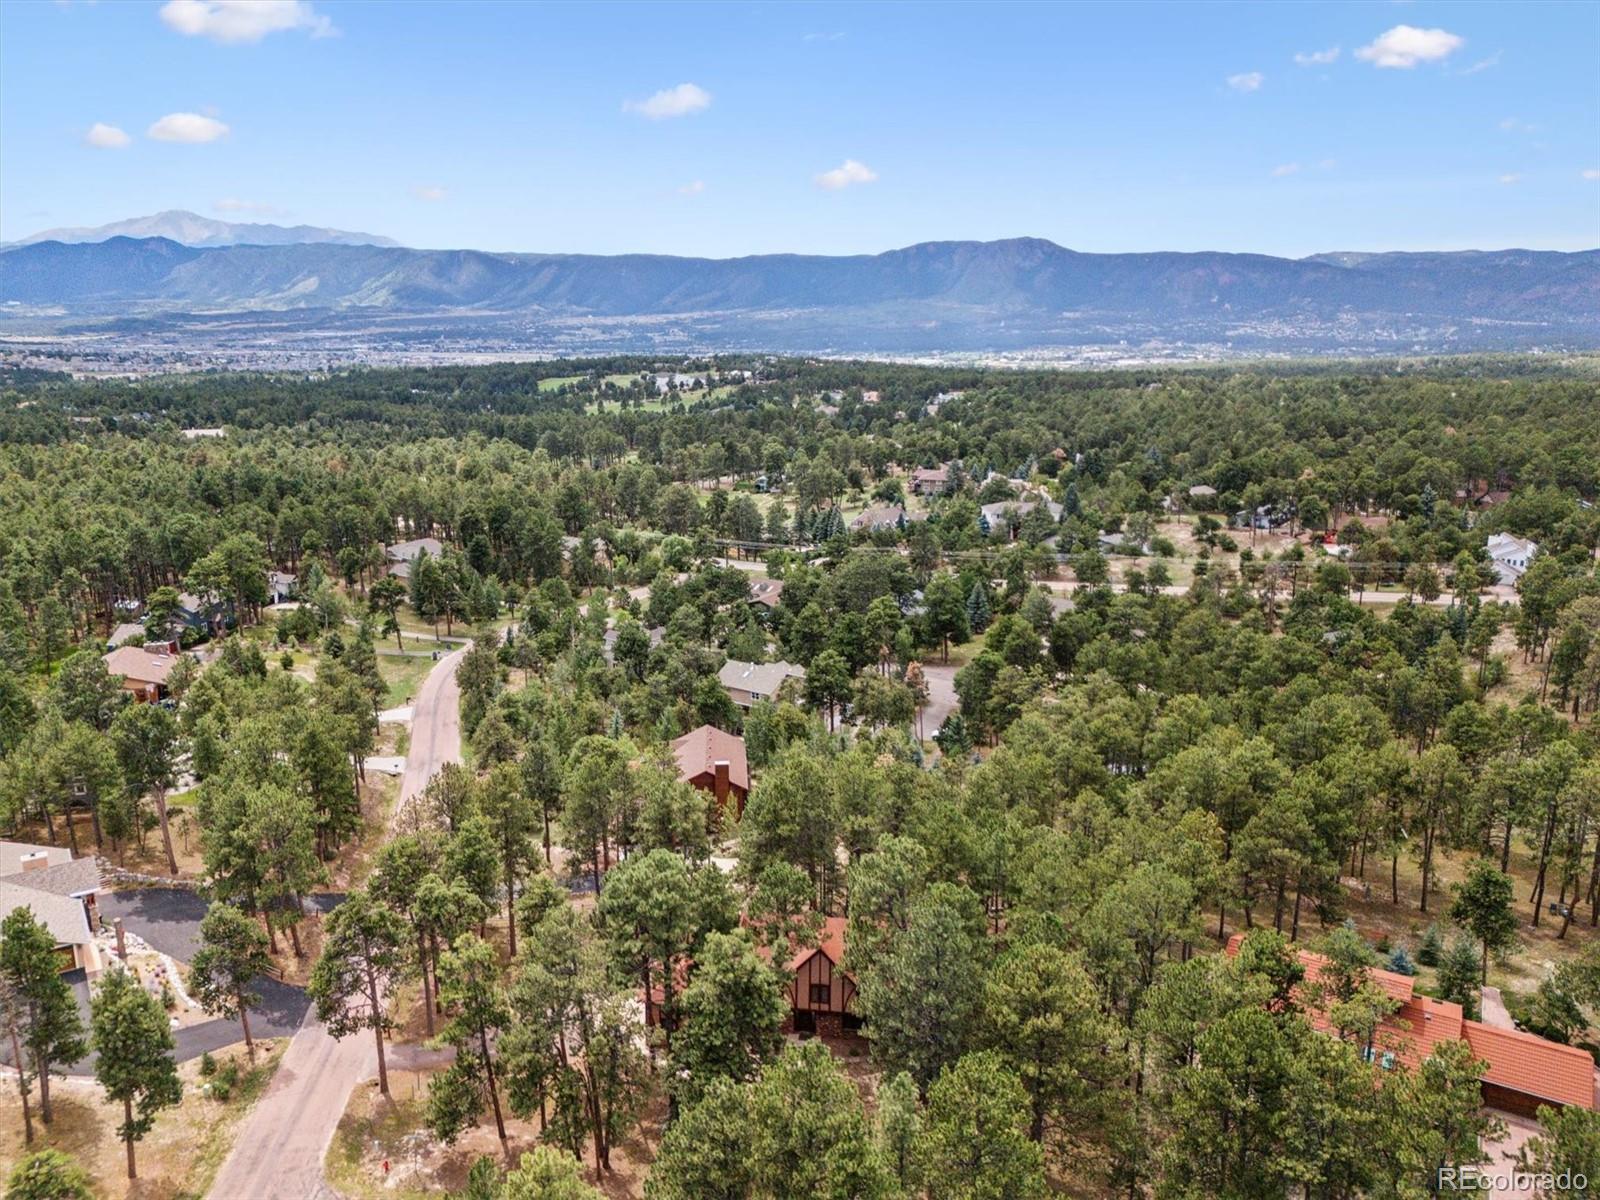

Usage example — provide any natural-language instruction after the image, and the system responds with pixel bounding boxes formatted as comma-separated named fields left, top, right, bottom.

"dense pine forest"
left=3, top=355, right=1600, bottom=1199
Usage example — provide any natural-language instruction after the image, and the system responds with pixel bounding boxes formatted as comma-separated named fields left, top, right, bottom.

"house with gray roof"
left=0, top=841, right=104, bottom=972
left=718, top=659, right=807, bottom=708
left=384, top=536, right=445, bottom=580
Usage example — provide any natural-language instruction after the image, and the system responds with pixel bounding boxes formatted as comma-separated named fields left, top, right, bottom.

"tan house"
left=718, top=659, right=806, bottom=709
left=850, top=505, right=908, bottom=533
left=909, top=465, right=951, bottom=496
left=0, top=842, right=104, bottom=973
left=670, top=725, right=750, bottom=819
left=102, top=643, right=184, bottom=703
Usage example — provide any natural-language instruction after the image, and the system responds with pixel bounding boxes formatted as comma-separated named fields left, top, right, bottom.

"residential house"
left=861, top=390, right=881, bottom=405
left=1486, top=532, right=1538, bottom=587
left=747, top=578, right=785, bottom=612
left=106, top=621, right=148, bottom=649
left=102, top=643, right=184, bottom=703
left=1097, top=531, right=1150, bottom=556
left=383, top=536, right=445, bottom=581
left=1225, top=934, right=1593, bottom=1116
left=669, top=725, right=750, bottom=820
left=759, top=917, right=860, bottom=1036
left=909, top=465, right=952, bottom=496
left=718, top=659, right=806, bottom=709
left=979, top=499, right=1063, bottom=539
left=1187, top=484, right=1218, bottom=505
left=601, top=624, right=664, bottom=666
left=1231, top=505, right=1294, bottom=531
left=850, top=505, right=908, bottom=534
left=0, top=842, right=104, bottom=973
left=267, top=570, right=297, bottom=605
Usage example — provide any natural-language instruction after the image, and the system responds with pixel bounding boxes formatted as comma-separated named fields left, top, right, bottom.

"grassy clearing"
left=536, top=374, right=584, bottom=393
left=0, top=1041, right=284, bottom=1200
left=377, top=652, right=435, bottom=709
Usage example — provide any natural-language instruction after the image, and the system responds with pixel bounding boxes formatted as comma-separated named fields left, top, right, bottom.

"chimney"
left=713, top=760, right=730, bottom=810
left=20, top=850, right=49, bottom=873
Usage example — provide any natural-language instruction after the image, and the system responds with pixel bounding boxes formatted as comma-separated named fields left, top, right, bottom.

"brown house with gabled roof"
left=669, top=725, right=750, bottom=819
left=102, top=643, right=184, bottom=703
left=758, top=917, right=860, bottom=1037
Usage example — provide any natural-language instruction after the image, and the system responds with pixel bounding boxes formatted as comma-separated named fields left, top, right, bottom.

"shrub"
left=1416, top=925, right=1443, bottom=968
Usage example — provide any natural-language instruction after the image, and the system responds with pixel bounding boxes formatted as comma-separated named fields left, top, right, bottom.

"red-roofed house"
left=1225, top=934, right=1593, bottom=1115
left=669, top=725, right=750, bottom=819
left=1463, top=1020, right=1597, bottom=1116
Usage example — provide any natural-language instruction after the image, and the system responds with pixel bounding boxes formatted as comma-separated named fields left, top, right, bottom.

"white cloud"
left=1355, top=25, right=1464, bottom=69
left=677, top=180, right=706, bottom=196
left=623, top=83, right=712, bottom=120
left=1461, top=52, right=1502, bottom=75
left=411, top=185, right=447, bottom=202
left=147, top=112, right=229, bottom=142
left=1226, top=72, right=1264, bottom=93
left=814, top=159, right=878, bottom=190
left=1293, top=46, right=1340, bottom=66
left=1583, top=169, right=1600, bottom=182
left=1272, top=163, right=1301, bottom=177
left=1498, top=173, right=1522, bottom=185
left=213, top=198, right=285, bottom=216
left=159, top=0, right=334, bottom=44
left=83, top=122, right=130, bottom=149
left=1497, top=117, right=1537, bottom=134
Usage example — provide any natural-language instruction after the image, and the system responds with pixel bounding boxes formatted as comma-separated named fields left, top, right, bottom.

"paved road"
left=207, top=642, right=467, bottom=1200
left=919, top=661, right=957, bottom=737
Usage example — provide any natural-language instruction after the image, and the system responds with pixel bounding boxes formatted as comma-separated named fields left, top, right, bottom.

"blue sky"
left=2, top=0, right=1596, bottom=257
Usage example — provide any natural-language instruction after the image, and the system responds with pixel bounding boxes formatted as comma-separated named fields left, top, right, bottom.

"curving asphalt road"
left=207, top=641, right=467, bottom=1200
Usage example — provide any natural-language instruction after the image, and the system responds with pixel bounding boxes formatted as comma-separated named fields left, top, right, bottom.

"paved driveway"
left=4, top=892, right=317, bottom=1075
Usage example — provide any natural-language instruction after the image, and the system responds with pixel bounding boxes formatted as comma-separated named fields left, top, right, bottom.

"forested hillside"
left=2, top=356, right=1600, bottom=1198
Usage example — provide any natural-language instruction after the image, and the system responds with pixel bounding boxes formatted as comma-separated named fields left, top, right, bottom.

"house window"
left=72, top=782, right=87, bottom=797
left=809, top=983, right=831, bottom=1006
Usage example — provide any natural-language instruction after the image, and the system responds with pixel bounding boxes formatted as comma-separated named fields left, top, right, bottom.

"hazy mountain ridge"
left=7, top=210, right=400, bottom=249
left=2, top=235, right=1596, bottom=354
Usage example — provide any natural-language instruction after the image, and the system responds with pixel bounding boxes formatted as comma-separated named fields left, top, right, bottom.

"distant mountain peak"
left=12, top=210, right=400, bottom=249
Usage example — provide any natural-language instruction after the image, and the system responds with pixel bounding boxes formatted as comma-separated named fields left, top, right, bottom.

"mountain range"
left=2, top=230, right=1596, bottom=356
left=5, top=210, right=398, bottom=249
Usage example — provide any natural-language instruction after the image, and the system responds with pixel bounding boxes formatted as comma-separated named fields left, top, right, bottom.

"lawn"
left=536, top=374, right=584, bottom=393
left=377, top=651, right=435, bottom=709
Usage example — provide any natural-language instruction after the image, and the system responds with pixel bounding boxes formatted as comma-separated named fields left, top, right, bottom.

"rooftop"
left=669, top=725, right=751, bottom=794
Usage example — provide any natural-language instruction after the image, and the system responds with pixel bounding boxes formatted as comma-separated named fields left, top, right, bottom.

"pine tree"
left=90, top=967, right=182, bottom=1180
left=1436, top=937, right=1483, bottom=1018
left=427, top=934, right=513, bottom=1160
left=965, top=582, right=992, bottom=634
left=189, top=902, right=273, bottom=1062
left=0, top=909, right=87, bottom=1135
left=308, top=888, right=408, bottom=1097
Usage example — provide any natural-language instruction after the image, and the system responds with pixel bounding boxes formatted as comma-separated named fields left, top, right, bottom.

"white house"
left=1486, top=532, right=1538, bottom=586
